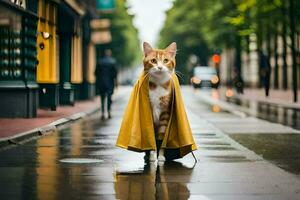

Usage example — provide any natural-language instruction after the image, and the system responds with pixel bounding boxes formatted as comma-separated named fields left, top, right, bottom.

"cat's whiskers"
left=175, top=70, right=184, bottom=81
left=143, top=71, right=151, bottom=79
left=175, top=70, right=184, bottom=76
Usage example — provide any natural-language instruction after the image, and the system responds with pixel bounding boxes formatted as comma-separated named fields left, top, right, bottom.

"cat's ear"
left=143, top=42, right=153, bottom=57
left=165, top=42, right=177, bottom=58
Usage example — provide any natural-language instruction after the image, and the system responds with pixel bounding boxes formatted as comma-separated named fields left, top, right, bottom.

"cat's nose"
left=158, top=66, right=162, bottom=70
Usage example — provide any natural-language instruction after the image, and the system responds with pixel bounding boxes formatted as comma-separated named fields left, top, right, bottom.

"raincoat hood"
left=116, top=72, right=197, bottom=159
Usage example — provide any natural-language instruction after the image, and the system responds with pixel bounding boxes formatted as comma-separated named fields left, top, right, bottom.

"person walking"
left=95, top=49, right=117, bottom=120
left=258, top=50, right=271, bottom=97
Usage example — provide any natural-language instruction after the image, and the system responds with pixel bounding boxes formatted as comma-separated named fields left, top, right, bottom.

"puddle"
left=226, top=97, right=300, bottom=130
left=200, top=142, right=231, bottom=146
left=205, top=155, right=252, bottom=162
left=200, top=146, right=236, bottom=150
left=59, top=158, right=103, bottom=164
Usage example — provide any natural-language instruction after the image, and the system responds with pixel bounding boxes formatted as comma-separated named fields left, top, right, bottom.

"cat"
left=142, top=42, right=177, bottom=162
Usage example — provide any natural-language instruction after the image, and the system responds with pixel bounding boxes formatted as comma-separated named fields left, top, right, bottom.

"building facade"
left=0, top=0, right=97, bottom=117
left=0, top=0, right=39, bottom=117
left=219, top=33, right=300, bottom=90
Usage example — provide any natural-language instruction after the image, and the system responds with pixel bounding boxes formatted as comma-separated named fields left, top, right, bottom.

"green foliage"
left=159, top=0, right=300, bottom=83
left=158, top=0, right=211, bottom=83
left=99, top=0, right=141, bottom=68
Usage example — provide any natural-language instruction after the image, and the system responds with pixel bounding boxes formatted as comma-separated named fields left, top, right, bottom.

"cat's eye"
left=163, top=59, right=169, bottom=63
left=151, top=59, right=157, bottom=64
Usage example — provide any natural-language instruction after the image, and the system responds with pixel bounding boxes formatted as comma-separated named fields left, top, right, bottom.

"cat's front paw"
left=149, top=151, right=157, bottom=162
left=158, top=155, right=166, bottom=162
left=158, top=149, right=165, bottom=162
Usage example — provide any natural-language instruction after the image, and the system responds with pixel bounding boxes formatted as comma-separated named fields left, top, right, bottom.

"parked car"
left=191, top=66, right=219, bottom=88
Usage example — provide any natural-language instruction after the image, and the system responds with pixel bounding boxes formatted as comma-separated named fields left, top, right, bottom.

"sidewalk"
left=0, top=87, right=128, bottom=146
left=222, top=88, right=300, bottom=109
left=1, top=86, right=300, bottom=199
left=0, top=99, right=99, bottom=141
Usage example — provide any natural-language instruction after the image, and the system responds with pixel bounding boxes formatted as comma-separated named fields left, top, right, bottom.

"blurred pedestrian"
left=258, top=50, right=271, bottom=96
left=95, top=49, right=118, bottom=120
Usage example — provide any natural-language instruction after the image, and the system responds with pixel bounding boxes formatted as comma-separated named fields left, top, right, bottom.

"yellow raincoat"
left=116, top=72, right=197, bottom=159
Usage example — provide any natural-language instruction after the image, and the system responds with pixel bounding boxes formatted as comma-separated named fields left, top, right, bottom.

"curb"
left=0, top=106, right=100, bottom=150
left=0, top=87, right=129, bottom=151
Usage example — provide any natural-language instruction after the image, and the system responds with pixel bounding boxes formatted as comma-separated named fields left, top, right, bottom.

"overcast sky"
left=127, top=0, right=173, bottom=46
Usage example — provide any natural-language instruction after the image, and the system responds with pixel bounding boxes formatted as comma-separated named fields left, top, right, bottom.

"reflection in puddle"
left=211, top=90, right=220, bottom=100
left=206, top=155, right=248, bottom=160
left=59, top=158, right=103, bottom=163
left=114, top=161, right=194, bottom=200
left=212, top=105, right=220, bottom=113
left=225, top=89, right=234, bottom=98
left=36, top=130, right=59, bottom=200
left=226, top=97, right=300, bottom=130
left=200, top=146, right=236, bottom=150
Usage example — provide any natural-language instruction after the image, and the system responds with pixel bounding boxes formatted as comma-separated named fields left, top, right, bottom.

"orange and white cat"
left=143, top=42, right=177, bottom=161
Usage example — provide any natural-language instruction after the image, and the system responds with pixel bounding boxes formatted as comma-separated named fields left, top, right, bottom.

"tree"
left=98, top=0, right=141, bottom=68
left=159, top=0, right=300, bottom=93
left=158, top=0, right=211, bottom=83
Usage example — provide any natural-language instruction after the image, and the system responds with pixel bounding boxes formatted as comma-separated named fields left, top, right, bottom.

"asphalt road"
left=0, top=86, right=300, bottom=200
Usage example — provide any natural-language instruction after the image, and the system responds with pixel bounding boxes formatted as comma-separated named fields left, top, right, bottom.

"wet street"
left=1, top=86, right=300, bottom=200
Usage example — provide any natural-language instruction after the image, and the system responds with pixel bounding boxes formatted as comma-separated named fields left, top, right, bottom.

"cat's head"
left=143, top=42, right=177, bottom=83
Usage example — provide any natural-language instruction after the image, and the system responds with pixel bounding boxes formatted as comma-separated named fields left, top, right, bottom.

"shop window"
left=0, top=5, right=22, bottom=80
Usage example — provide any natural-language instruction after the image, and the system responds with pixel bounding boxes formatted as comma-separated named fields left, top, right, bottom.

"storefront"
left=77, top=13, right=96, bottom=100
left=0, top=0, right=39, bottom=118
left=36, top=0, right=59, bottom=110
left=58, top=0, right=84, bottom=105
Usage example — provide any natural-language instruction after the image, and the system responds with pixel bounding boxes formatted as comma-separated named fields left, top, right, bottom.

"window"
left=0, top=5, right=22, bottom=80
